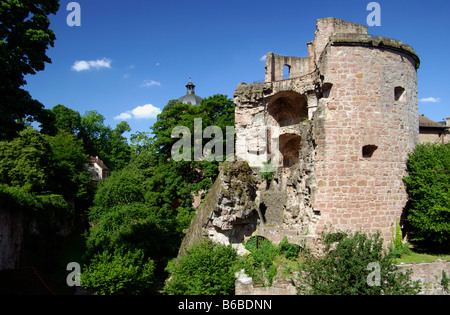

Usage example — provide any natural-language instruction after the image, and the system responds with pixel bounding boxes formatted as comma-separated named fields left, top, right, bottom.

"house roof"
left=419, top=115, right=447, bottom=128
left=88, top=156, right=109, bottom=170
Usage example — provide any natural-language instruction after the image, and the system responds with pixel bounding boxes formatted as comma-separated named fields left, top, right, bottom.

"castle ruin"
left=179, top=17, right=420, bottom=255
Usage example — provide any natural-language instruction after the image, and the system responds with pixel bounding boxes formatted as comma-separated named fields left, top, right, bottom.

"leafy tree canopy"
left=403, top=143, right=450, bottom=249
left=82, top=95, right=235, bottom=290
left=0, top=0, right=60, bottom=140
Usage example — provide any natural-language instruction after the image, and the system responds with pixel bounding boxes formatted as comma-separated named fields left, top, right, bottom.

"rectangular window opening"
left=362, top=145, right=378, bottom=158
left=394, top=86, right=406, bottom=102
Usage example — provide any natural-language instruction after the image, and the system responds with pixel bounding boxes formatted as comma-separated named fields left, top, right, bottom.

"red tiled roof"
left=419, top=115, right=446, bottom=128
left=88, top=156, right=109, bottom=170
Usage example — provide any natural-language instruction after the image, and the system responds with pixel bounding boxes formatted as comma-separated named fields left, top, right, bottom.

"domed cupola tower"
left=178, top=77, right=202, bottom=105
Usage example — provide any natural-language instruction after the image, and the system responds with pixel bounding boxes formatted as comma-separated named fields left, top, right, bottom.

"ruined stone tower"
left=179, top=17, right=420, bottom=255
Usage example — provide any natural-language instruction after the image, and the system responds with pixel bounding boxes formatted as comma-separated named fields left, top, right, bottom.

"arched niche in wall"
left=267, top=91, right=308, bottom=127
left=279, top=133, right=302, bottom=167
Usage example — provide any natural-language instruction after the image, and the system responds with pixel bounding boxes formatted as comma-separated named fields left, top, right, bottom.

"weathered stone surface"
left=397, top=260, right=450, bottom=295
left=178, top=160, right=259, bottom=256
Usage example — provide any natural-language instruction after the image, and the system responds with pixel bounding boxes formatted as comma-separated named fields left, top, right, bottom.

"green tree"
left=89, top=168, right=146, bottom=222
left=150, top=94, right=234, bottom=163
left=164, top=240, right=238, bottom=295
left=85, top=159, right=182, bottom=268
left=0, top=127, right=91, bottom=206
left=81, top=247, right=155, bottom=295
left=0, top=0, right=60, bottom=140
left=298, top=230, right=420, bottom=295
left=80, top=110, right=109, bottom=157
left=130, top=131, right=152, bottom=156
left=41, top=104, right=83, bottom=136
left=83, top=95, right=235, bottom=292
left=0, top=126, right=52, bottom=192
left=79, top=110, right=131, bottom=171
left=150, top=100, right=201, bottom=162
left=403, top=143, right=450, bottom=248
left=109, top=121, right=132, bottom=170
left=46, top=130, right=91, bottom=204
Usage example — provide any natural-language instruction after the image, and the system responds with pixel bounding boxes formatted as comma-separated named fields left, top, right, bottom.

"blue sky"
left=24, top=0, right=450, bottom=137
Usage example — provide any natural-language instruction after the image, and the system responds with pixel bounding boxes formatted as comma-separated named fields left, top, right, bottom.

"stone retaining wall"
left=397, top=259, right=450, bottom=295
left=236, top=259, right=450, bottom=295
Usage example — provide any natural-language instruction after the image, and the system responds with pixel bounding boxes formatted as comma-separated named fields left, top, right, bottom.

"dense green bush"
left=242, top=237, right=279, bottom=286
left=0, top=185, right=39, bottom=211
left=298, top=230, right=420, bottom=295
left=0, top=186, right=74, bottom=233
left=403, top=143, right=450, bottom=248
left=278, top=236, right=300, bottom=260
left=81, top=247, right=155, bottom=295
left=164, top=240, right=238, bottom=295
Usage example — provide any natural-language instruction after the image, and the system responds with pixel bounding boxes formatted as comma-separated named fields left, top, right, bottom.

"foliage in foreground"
left=81, top=247, right=155, bottom=295
left=298, top=230, right=421, bottom=295
left=165, top=236, right=301, bottom=295
left=164, top=241, right=238, bottom=295
left=82, top=95, right=236, bottom=294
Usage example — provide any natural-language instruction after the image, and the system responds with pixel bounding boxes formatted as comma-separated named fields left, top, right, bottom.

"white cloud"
left=155, top=62, right=161, bottom=66
left=114, top=104, right=161, bottom=120
left=132, top=104, right=162, bottom=119
left=113, top=112, right=132, bottom=120
left=259, top=54, right=267, bottom=61
left=71, top=58, right=112, bottom=72
left=140, top=80, right=161, bottom=87
left=419, top=97, right=441, bottom=103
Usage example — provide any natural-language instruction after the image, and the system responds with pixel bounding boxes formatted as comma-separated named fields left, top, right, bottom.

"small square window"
left=394, top=87, right=406, bottom=102
left=362, top=145, right=378, bottom=158
left=322, top=83, right=333, bottom=99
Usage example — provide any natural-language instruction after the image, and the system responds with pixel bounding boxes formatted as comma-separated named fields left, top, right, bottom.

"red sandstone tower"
left=234, top=17, right=420, bottom=244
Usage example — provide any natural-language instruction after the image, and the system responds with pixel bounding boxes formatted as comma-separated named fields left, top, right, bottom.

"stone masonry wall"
left=313, top=40, right=419, bottom=243
left=398, top=260, right=450, bottom=295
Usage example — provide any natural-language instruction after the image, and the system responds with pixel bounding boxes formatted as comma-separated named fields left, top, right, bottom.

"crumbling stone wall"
left=178, top=161, right=259, bottom=256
